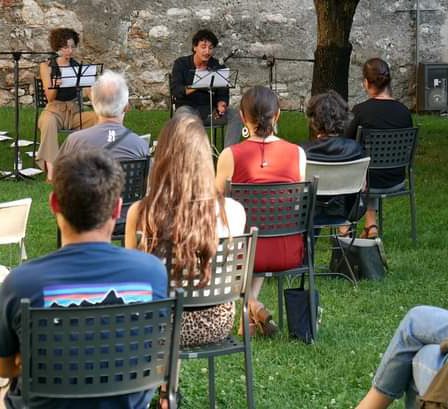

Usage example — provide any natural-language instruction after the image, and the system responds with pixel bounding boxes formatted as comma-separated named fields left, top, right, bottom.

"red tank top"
left=231, top=139, right=305, bottom=272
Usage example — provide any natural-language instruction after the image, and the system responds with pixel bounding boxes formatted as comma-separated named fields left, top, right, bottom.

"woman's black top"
left=345, top=98, right=413, bottom=189
left=48, top=56, right=78, bottom=101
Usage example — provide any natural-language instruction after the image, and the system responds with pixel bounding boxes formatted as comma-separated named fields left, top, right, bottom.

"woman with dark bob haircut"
left=36, top=28, right=97, bottom=181
left=346, top=58, right=413, bottom=238
left=216, top=85, right=307, bottom=337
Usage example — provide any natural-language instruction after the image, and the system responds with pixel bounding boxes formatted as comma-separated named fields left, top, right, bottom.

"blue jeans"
left=373, top=306, right=448, bottom=408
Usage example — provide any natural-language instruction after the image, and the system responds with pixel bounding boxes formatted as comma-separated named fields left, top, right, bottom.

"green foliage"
left=0, top=109, right=447, bottom=408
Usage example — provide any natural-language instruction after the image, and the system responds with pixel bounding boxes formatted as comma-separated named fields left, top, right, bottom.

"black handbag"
left=330, top=237, right=388, bottom=280
left=284, top=274, right=319, bottom=344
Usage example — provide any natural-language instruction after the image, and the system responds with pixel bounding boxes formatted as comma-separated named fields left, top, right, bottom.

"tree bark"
left=311, top=0, right=360, bottom=100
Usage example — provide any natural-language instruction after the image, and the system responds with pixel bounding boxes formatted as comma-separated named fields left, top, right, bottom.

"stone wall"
left=0, top=0, right=447, bottom=110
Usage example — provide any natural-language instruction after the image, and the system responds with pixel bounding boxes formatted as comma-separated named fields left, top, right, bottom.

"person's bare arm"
left=40, top=62, right=59, bottom=103
left=298, top=146, right=307, bottom=181
left=125, top=201, right=141, bottom=249
left=215, top=147, right=235, bottom=193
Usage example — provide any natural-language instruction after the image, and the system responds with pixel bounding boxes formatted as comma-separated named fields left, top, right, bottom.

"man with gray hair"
left=58, top=70, right=148, bottom=160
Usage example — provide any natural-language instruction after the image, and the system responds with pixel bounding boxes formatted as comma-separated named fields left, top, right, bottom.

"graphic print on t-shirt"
left=43, top=282, right=153, bottom=307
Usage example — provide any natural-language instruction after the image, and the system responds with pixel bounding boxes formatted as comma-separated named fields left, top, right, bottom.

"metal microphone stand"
left=262, top=55, right=315, bottom=91
left=0, top=50, right=55, bottom=181
left=232, top=53, right=314, bottom=90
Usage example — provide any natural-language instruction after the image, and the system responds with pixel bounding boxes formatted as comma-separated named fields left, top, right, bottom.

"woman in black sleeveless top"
left=36, top=28, right=97, bottom=181
left=346, top=58, right=412, bottom=238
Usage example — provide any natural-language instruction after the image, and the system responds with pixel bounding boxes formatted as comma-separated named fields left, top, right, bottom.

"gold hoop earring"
left=242, top=126, right=250, bottom=138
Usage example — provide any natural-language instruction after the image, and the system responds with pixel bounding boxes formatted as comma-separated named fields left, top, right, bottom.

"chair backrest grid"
left=228, top=181, right=316, bottom=238
left=358, top=127, right=418, bottom=169
left=167, top=231, right=257, bottom=308
left=34, top=78, right=48, bottom=109
left=120, top=158, right=150, bottom=205
left=21, top=295, right=182, bottom=400
left=306, top=157, right=370, bottom=196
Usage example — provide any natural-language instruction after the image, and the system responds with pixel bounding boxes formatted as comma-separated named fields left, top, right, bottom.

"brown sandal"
left=360, top=224, right=378, bottom=239
left=250, top=301, right=279, bottom=337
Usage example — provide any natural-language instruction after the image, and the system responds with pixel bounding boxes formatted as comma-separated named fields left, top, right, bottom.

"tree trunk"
left=311, top=0, right=360, bottom=100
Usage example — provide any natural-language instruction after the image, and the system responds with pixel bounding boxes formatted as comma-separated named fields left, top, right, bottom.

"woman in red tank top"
left=216, top=86, right=307, bottom=337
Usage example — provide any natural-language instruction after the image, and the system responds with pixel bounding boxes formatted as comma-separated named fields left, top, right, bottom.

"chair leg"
left=307, top=252, right=318, bottom=341
left=243, top=321, right=256, bottom=409
left=212, top=128, right=217, bottom=149
left=20, top=239, right=27, bottom=263
left=378, top=197, right=383, bottom=238
left=208, top=356, right=216, bottom=409
left=334, top=235, right=358, bottom=286
left=277, top=276, right=284, bottom=330
left=409, top=178, right=417, bottom=243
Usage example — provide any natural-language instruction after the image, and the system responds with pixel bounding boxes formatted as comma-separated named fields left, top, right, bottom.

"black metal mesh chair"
left=165, top=228, right=258, bottom=409
left=226, top=180, right=318, bottom=335
left=112, top=156, right=150, bottom=244
left=32, top=77, right=81, bottom=164
left=20, top=289, right=184, bottom=408
left=357, top=127, right=418, bottom=242
left=56, top=156, right=150, bottom=248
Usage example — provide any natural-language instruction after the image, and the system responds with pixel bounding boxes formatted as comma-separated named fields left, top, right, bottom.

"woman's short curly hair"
left=49, top=28, right=80, bottom=52
left=306, top=90, right=349, bottom=136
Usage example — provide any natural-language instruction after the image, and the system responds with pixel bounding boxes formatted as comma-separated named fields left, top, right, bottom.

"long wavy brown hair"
left=138, top=113, right=227, bottom=286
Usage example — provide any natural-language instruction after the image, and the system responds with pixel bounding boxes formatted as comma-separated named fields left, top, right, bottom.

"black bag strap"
left=104, top=128, right=132, bottom=151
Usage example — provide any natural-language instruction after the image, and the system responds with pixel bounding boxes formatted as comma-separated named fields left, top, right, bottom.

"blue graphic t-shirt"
left=0, top=242, right=167, bottom=409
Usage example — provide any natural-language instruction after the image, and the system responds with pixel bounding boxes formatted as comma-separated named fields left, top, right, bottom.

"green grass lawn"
left=0, top=108, right=447, bottom=408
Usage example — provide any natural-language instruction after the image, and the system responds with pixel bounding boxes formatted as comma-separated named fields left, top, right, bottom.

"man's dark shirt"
left=171, top=54, right=229, bottom=121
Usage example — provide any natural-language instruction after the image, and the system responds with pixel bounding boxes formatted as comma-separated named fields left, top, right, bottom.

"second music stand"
left=188, top=68, right=238, bottom=155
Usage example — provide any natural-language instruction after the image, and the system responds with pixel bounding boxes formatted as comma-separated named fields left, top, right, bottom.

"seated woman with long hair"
left=125, top=112, right=245, bottom=344
left=125, top=112, right=246, bottom=408
left=215, top=85, right=307, bottom=337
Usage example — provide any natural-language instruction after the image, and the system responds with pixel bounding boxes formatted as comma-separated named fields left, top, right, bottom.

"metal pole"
left=415, top=0, right=420, bottom=115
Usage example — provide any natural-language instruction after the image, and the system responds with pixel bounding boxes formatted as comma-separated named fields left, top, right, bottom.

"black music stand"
left=50, top=62, right=103, bottom=129
left=188, top=68, right=238, bottom=152
left=0, top=51, right=55, bottom=181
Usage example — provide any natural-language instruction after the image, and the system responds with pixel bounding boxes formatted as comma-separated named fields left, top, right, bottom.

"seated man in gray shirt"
left=59, top=70, right=149, bottom=237
left=58, top=70, right=148, bottom=160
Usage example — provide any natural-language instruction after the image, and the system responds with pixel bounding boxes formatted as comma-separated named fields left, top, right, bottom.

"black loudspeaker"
left=417, top=63, right=448, bottom=112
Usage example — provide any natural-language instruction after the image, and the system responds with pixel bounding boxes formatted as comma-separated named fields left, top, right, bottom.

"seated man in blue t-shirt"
left=0, top=149, right=167, bottom=409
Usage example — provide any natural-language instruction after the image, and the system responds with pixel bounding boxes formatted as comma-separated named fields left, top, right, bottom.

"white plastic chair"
left=306, top=157, right=370, bottom=284
left=307, top=157, right=370, bottom=197
left=0, top=198, right=32, bottom=265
